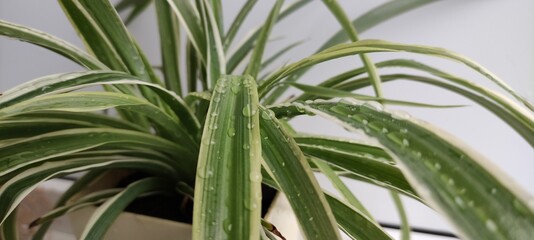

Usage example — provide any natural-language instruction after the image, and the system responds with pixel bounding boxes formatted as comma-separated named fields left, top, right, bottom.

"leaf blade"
left=302, top=99, right=534, bottom=240
left=259, top=107, right=341, bottom=240
left=193, top=75, right=262, bottom=239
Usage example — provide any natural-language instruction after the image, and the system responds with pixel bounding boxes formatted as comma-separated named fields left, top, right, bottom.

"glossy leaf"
left=193, top=75, right=262, bottom=239
left=81, top=178, right=170, bottom=239
left=224, top=0, right=258, bottom=50
left=199, top=0, right=226, bottom=88
left=321, top=0, right=383, bottom=97
left=0, top=157, right=176, bottom=225
left=0, top=128, right=194, bottom=180
left=244, top=0, right=283, bottom=79
left=259, top=107, right=341, bottom=240
left=155, top=0, right=182, bottom=94
left=295, top=135, right=419, bottom=201
left=166, top=0, right=206, bottom=63
left=0, top=20, right=106, bottom=70
left=299, top=99, right=534, bottom=240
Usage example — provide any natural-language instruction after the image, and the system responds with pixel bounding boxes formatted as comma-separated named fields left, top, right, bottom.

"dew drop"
left=468, top=200, right=475, bottom=207
left=223, top=219, right=233, bottom=233
left=391, top=110, right=411, bottom=120
left=402, top=139, right=410, bottom=147
left=249, top=172, right=261, bottom=182
left=231, top=85, right=240, bottom=94
left=485, top=219, right=497, bottom=232
left=261, top=110, right=275, bottom=120
left=454, top=196, right=465, bottom=207
left=363, top=101, right=384, bottom=111
left=242, top=144, right=250, bottom=150
left=434, top=163, right=441, bottom=170
left=227, top=128, right=236, bottom=137
left=490, top=188, right=497, bottom=195
left=242, top=104, right=257, bottom=117
left=512, top=199, right=529, bottom=213
left=362, top=119, right=369, bottom=125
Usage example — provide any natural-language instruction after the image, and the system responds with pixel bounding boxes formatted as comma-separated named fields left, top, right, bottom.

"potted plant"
left=1, top=0, right=533, bottom=239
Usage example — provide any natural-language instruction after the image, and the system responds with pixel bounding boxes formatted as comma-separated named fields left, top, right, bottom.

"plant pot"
left=19, top=179, right=300, bottom=239
left=69, top=207, right=192, bottom=240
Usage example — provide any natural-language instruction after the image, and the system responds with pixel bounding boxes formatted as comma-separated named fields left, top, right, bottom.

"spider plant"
left=0, top=0, right=533, bottom=239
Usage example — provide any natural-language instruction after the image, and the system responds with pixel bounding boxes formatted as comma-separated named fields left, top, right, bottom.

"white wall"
left=1, top=0, right=533, bottom=238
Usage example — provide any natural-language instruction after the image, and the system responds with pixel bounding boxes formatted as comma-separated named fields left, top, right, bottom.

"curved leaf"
left=81, top=178, right=171, bottom=239
left=0, top=71, right=200, bottom=137
left=295, top=135, right=419, bottom=201
left=260, top=40, right=533, bottom=112
left=0, top=128, right=195, bottom=180
left=0, top=20, right=106, bottom=70
left=244, top=0, right=283, bottom=79
left=0, top=157, right=176, bottom=225
left=299, top=99, right=534, bottom=240
left=259, top=107, right=341, bottom=240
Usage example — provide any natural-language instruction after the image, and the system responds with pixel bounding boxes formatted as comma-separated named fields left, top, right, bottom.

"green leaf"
left=335, top=40, right=532, bottom=110
left=333, top=73, right=534, bottom=148
left=155, top=0, right=183, bottom=94
left=58, top=0, right=128, bottom=71
left=263, top=0, right=434, bottom=103
left=0, top=157, right=176, bottom=225
left=81, top=178, right=171, bottom=239
left=0, top=118, right=94, bottom=139
left=0, top=20, right=106, bottom=70
left=321, top=0, right=383, bottom=98
left=116, top=0, right=153, bottom=25
left=199, top=0, right=227, bottom=88
left=186, top=40, right=201, bottom=92
left=0, top=91, right=195, bottom=145
left=30, top=189, right=122, bottom=228
left=224, top=0, right=258, bottom=50
left=0, top=128, right=195, bottom=180
left=287, top=82, right=464, bottom=108
left=259, top=107, right=341, bottom=240
left=261, top=173, right=392, bottom=240
left=3, top=111, right=148, bottom=134
left=300, top=99, right=534, bottom=240
left=311, top=157, right=374, bottom=219
left=325, top=194, right=393, bottom=240
left=166, top=0, right=206, bottom=63
left=260, top=40, right=533, bottom=112
left=244, top=0, right=284, bottom=79
left=193, top=75, right=262, bottom=239
left=390, top=191, right=410, bottom=240
left=31, top=170, right=107, bottom=240
left=209, top=0, right=224, bottom=37
left=226, top=0, right=312, bottom=73
left=0, top=71, right=200, bottom=137
left=294, top=135, right=419, bottom=201
left=260, top=40, right=303, bottom=71
left=0, top=209, right=17, bottom=240
left=320, top=0, right=436, bottom=51
left=74, top=0, right=153, bottom=81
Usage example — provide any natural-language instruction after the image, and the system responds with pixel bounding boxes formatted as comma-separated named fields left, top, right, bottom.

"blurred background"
left=1, top=1, right=533, bottom=239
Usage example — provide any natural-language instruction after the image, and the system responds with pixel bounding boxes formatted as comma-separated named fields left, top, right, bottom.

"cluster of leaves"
left=0, top=0, right=533, bottom=239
